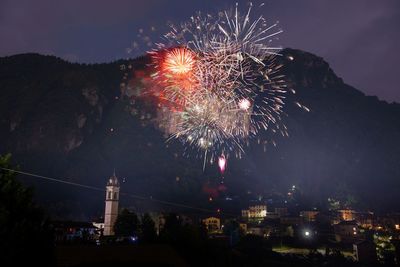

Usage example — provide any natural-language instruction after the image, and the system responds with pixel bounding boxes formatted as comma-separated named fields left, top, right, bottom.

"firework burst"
left=126, top=3, right=308, bottom=168
left=163, top=47, right=196, bottom=74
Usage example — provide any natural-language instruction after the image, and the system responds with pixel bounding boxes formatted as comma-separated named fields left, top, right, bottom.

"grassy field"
left=272, top=245, right=355, bottom=259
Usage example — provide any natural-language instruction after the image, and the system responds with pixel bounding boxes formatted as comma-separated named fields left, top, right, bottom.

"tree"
left=113, top=208, right=139, bottom=236
left=140, top=213, right=157, bottom=243
left=160, top=213, right=182, bottom=243
left=223, top=219, right=241, bottom=246
left=0, top=154, right=54, bottom=266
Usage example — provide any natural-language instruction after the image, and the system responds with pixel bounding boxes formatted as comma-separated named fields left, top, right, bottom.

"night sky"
left=1, top=0, right=399, bottom=102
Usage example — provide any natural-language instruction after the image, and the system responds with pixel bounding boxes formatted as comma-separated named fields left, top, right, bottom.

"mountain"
left=0, top=49, right=399, bottom=219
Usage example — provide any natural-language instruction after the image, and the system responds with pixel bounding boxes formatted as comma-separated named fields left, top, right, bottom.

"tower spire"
left=104, top=171, right=120, bottom=236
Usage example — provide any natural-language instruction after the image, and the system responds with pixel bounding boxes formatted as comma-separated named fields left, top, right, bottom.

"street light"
left=303, top=229, right=313, bottom=239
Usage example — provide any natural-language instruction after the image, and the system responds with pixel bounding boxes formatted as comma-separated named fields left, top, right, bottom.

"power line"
left=0, top=167, right=228, bottom=215
left=0, top=167, right=104, bottom=192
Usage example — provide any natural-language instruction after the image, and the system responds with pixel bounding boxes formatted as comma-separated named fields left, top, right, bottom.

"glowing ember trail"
left=218, top=155, right=227, bottom=173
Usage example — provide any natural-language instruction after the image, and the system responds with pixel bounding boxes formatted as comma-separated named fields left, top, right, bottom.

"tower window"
left=108, top=191, right=112, bottom=199
left=114, top=192, right=118, bottom=200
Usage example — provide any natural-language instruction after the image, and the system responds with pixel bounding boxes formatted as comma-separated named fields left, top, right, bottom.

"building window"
left=114, top=192, right=118, bottom=200
left=108, top=191, right=112, bottom=199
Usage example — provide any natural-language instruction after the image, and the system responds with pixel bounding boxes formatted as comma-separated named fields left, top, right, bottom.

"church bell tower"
left=104, top=171, right=120, bottom=235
